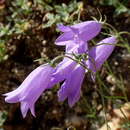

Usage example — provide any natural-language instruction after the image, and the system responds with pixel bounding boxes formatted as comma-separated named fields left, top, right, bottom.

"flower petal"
left=65, top=40, right=88, bottom=54
left=58, top=65, right=85, bottom=107
left=20, top=102, right=29, bottom=118
left=49, top=58, right=77, bottom=86
left=78, top=21, right=102, bottom=41
left=55, top=32, right=74, bottom=45
left=65, top=42, right=78, bottom=53
left=57, top=24, right=71, bottom=32
left=86, top=36, right=117, bottom=72
left=4, top=64, right=54, bottom=117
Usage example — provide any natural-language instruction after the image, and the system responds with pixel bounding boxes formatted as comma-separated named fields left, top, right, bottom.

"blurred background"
left=0, top=0, right=130, bottom=130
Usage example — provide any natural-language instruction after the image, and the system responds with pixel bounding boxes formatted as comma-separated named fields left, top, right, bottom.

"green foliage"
left=42, top=1, right=82, bottom=28
left=0, top=111, right=7, bottom=128
left=99, top=0, right=130, bottom=15
left=0, top=0, right=82, bottom=62
left=121, top=121, right=130, bottom=130
left=0, top=40, right=8, bottom=62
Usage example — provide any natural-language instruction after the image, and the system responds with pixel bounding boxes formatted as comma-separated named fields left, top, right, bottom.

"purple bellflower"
left=49, top=58, right=77, bottom=87
left=58, top=64, right=85, bottom=107
left=56, top=21, right=102, bottom=53
left=3, top=20, right=118, bottom=118
left=48, top=59, right=85, bottom=107
left=55, top=36, right=117, bottom=106
left=48, top=21, right=103, bottom=94
left=3, top=64, right=54, bottom=118
left=50, top=20, right=102, bottom=87
left=86, top=36, right=117, bottom=72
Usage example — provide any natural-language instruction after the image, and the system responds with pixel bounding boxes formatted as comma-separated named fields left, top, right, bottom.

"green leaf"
left=100, top=0, right=119, bottom=6
left=115, top=3, right=128, bottom=15
left=0, top=111, right=8, bottom=127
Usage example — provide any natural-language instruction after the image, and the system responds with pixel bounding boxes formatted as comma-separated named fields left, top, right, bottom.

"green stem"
left=51, top=54, right=89, bottom=71
left=103, top=23, right=117, bottom=34
left=119, top=31, right=130, bottom=36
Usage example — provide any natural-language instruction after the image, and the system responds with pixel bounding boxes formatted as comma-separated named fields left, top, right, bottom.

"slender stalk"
left=103, top=23, right=117, bottom=34
left=97, top=74, right=110, bottom=130
left=51, top=54, right=89, bottom=71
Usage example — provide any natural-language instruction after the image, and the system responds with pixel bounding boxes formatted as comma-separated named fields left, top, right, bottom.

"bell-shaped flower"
left=48, top=58, right=77, bottom=88
left=3, top=64, right=54, bottom=118
left=48, top=57, right=85, bottom=107
left=86, top=36, right=117, bottom=73
left=56, top=21, right=102, bottom=45
left=55, top=36, right=117, bottom=105
left=58, top=64, right=85, bottom=107
left=3, top=19, right=118, bottom=118
left=55, top=21, right=102, bottom=53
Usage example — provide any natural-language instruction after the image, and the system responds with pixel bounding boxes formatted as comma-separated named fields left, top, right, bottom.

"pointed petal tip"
left=30, top=105, right=36, bottom=118
left=5, top=96, right=14, bottom=103
left=32, top=113, right=36, bottom=118
left=20, top=102, right=29, bottom=118
left=57, top=89, right=67, bottom=102
left=57, top=24, right=71, bottom=32
left=31, top=112, right=36, bottom=118
left=2, top=91, right=14, bottom=96
left=68, top=100, right=75, bottom=108
left=22, top=113, right=26, bottom=118
left=4, top=94, right=20, bottom=103
left=2, top=93, right=7, bottom=96
left=68, top=94, right=80, bottom=108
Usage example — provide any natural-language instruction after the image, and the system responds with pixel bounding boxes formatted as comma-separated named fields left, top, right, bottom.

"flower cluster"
left=3, top=20, right=117, bottom=118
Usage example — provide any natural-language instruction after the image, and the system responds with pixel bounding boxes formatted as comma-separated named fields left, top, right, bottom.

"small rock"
left=65, top=115, right=87, bottom=128
left=106, top=75, right=117, bottom=85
